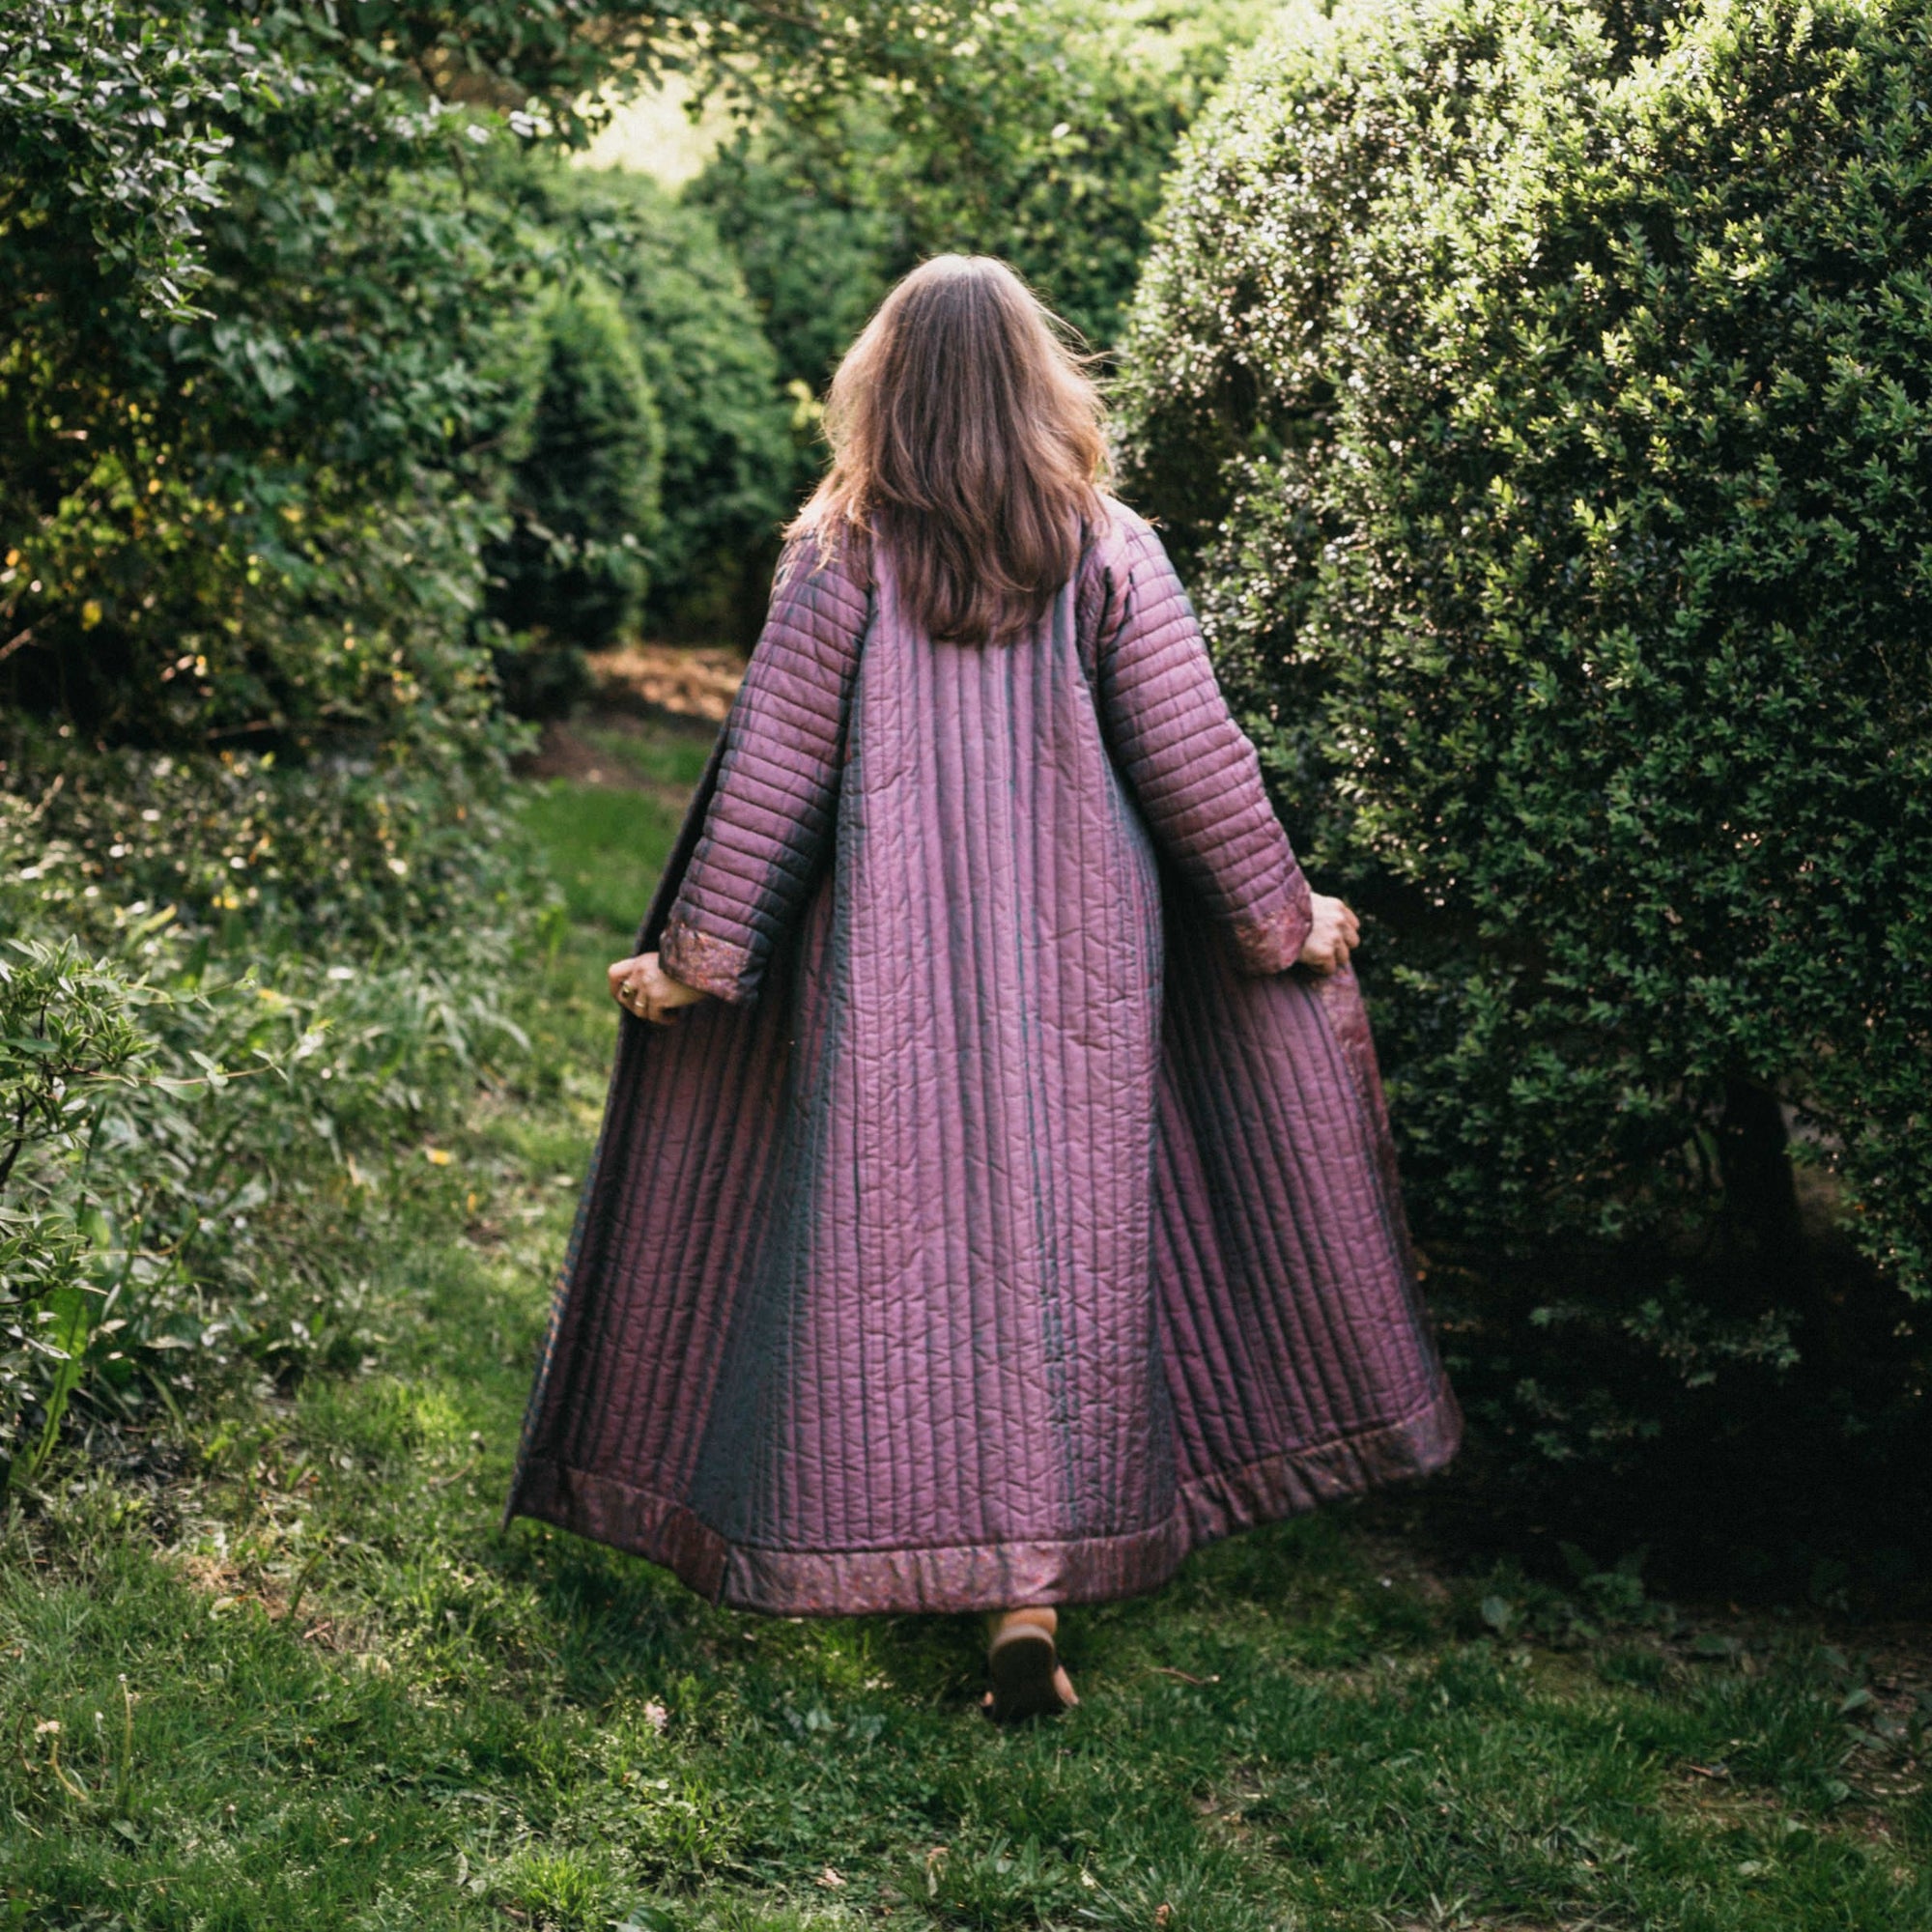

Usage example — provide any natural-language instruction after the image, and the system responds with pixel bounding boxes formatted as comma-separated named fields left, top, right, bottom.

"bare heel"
left=984, top=1617, right=1077, bottom=1722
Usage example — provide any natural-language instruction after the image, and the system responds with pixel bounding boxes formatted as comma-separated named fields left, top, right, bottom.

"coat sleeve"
left=657, top=536, right=869, bottom=1005
left=1094, top=512, right=1314, bottom=974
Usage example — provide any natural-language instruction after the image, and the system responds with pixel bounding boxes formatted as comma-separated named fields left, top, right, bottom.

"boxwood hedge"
left=1117, top=0, right=1932, bottom=1463
left=501, top=162, right=799, bottom=641
left=486, top=276, right=663, bottom=665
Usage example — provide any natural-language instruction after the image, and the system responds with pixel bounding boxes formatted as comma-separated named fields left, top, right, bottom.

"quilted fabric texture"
left=505, top=500, right=1461, bottom=1613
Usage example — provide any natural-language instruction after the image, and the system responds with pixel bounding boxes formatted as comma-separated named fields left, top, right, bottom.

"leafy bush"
left=690, top=0, right=1275, bottom=378
left=686, top=126, right=902, bottom=399
left=0, top=2, right=559, bottom=1479
left=503, top=162, right=796, bottom=640
left=486, top=277, right=663, bottom=667
left=1, top=0, right=543, bottom=952
left=1116, top=0, right=1932, bottom=1462
left=0, top=794, right=527, bottom=1496
left=0, top=12, right=535, bottom=753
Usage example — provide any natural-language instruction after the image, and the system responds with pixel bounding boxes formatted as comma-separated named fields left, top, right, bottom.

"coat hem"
left=505, top=1378, right=1462, bottom=1616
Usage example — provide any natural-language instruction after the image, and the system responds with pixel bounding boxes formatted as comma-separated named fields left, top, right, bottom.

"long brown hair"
left=790, top=255, right=1109, bottom=644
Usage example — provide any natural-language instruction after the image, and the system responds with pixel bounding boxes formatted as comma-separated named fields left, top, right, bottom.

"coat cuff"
left=1226, top=870, right=1314, bottom=976
left=658, top=915, right=757, bottom=1007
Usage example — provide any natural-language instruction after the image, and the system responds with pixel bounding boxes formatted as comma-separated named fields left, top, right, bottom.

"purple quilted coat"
left=505, top=500, right=1460, bottom=1613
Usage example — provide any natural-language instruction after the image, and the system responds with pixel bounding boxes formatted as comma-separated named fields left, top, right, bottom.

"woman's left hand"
left=1297, top=894, right=1361, bottom=976
left=609, top=951, right=710, bottom=1026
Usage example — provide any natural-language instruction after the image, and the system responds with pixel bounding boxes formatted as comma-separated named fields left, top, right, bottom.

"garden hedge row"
left=1118, top=0, right=1932, bottom=1464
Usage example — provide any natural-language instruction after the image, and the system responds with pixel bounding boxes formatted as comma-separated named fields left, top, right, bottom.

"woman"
left=505, top=256, right=1460, bottom=1721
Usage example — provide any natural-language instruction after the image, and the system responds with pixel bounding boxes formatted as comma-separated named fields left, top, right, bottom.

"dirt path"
left=516, top=641, right=737, bottom=804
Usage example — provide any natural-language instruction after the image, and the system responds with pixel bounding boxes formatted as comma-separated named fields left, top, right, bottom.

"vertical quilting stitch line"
left=954, top=620, right=1010, bottom=1545
left=572, top=854, right=747, bottom=1488
left=1072, top=548, right=1169, bottom=1529
left=1124, top=912, right=1174, bottom=1525
left=1047, top=587, right=1110, bottom=1532
left=917, top=586, right=960, bottom=1553
left=884, top=558, right=946, bottom=1550
left=1058, top=579, right=1138, bottom=1535
left=1314, top=973, right=1436, bottom=1382
left=1122, top=590, right=1170, bottom=1318
left=921, top=599, right=961, bottom=1550
left=956, top=623, right=1004, bottom=1548
left=661, top=906, right=770, bottom=1495
left=1311, top=989, right=1423, bottom=1407
left=980, top=620, right=1023, bottom=1546
left=560, top=981, right=688, bottom=1476
left=881, top=575, right=929, bottom=1549
left=630, top=1009, right=742, bottom=1477
left=1151, top=1097, right=1237, bottom=1487
left=639, top=989, right=767, bottom=1489
left=1246, top=984, right=1388, bottom=1433
left=793, top=869, right=840, bottom=1551
left=855, top=606, right=897, bottom=1552
left=596, top=1027, right=700, bottom=1479
left=907, top=595, right=973, bottom=1549
left=1154, top=1117, right=1220, bottom=1487
left=1155, top=1020, right=1250, bottom=1470
left=1211, top=1000, right=1311, bottom=1457
left=1180, top=966, right=1327, bottom=1445
left=1188, top=966, right=1320, bottom=1455
left=752, top=913, right=808, bottom=1548
left=792, top=588, right=868, bottom=1552
left=1079, top=580, right=1137, bottom=1528
left=970, top=622, right=1017, bottom=1548
left=1165, top=941, right=1296, bottom=1461
left=1231, top=985, right=1366, bottom=1438
left=807, top=642, right=856, bottom=1555
left=746, top=946, right=798, bottom=1546
left=943, top=617, right=992, bottom=1549
left=1024, top=597, right=1084, bottom=1532
left=1285, top=985, right=1406, bottom=1422
left=1007, top=608, right=1074, bottom=1548
left=704, top=992, right=795, bottom=1491
left=878, top=582, right=917, bottom=1548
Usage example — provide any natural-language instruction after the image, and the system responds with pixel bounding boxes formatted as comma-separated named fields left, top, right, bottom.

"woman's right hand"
left=608, top=951, right=710, bottom=1025
left=1297, top=893, right=1360, bottom=976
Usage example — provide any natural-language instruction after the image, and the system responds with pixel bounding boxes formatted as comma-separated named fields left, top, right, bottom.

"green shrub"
left=686, top=123, right=902, bottom=397
left=505, top=163, right=797, bottom=640
left=1116, top=0, right=1932, bottom=1461
left=0, top=794, right=528, bottom=1496
left=486, top=277, right=663, bottom=665
left=689, top=0, right=1275, bottom=379
left=1, top=0, right=543, bottom=941
left=0, top=3, right=558, bottom=1474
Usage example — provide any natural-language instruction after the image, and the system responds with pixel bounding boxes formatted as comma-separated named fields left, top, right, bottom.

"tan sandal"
left=984, top=1618, right=1078, bottom=1723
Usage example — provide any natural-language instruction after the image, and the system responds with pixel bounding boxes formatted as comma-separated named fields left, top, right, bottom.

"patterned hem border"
left=506, top=1379, right=1463, bottom=1616
left=659, top=918, right=757, bottom=1005
left=1227, top=870, right=1314, bottom=976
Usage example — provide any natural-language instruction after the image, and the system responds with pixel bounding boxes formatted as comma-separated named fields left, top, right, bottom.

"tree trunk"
left=1718, top=1074, right=1808, bottom=1302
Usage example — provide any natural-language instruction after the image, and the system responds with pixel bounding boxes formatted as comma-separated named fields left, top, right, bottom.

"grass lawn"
left=4, top=724, right=1930, bottom=1931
